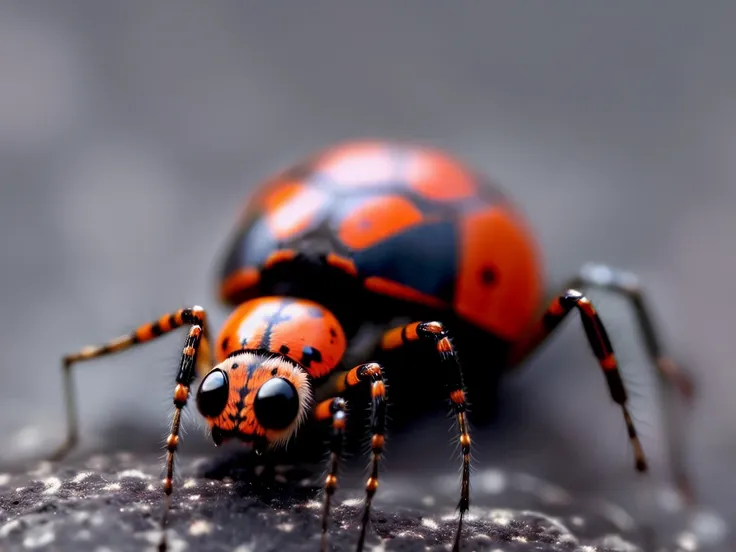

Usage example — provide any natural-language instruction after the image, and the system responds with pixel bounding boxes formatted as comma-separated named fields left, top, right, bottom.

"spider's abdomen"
left=218, top=140, right=544, bottom=344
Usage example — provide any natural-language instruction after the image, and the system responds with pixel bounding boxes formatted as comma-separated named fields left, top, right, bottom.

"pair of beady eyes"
left=195, top=369, right=300, bottom=430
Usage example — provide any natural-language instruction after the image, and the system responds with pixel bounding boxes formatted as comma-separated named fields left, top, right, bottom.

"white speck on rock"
left=0, top=519, right=21, bottom=538
left=421, top=518, right=438, bottom=529
left=72, top=512, right=90, bottom=523
left=72, top=472, right=93, bottom=483
left=233, top=541, right=257, bottom=552
left=478, top=469, right=507, bottom=494
left=0, top=473, right=10, bottom=486
left=596, top=535, right=640, bottom=552
left=102, top=482, right=121, bottom=491
left=305, top=500, right=321, bottom=510
left=137, top=529, right=187, bottom=552
left=341, top=498, right=363, bottom=508
left=41, top=476, right=62, bottom=495
left=676, top=531, right=699, bottom=551
left=28, top=461, right=52, bottom=478
left=182, top=479, right=197, bottom=488
left=579, top=546, right=598, bottom=552
left=118, top=469, right=150, bottom=479
left=658, top=487, right=684, bottom=513
left=22, top=526, right=55, bottom=549
left=487, top=509, right=515, bottom=526
left=276, top=522, right=294, bottom=532
left=188, top=520, right=212, bottom=536
left=188, top=494, right=201, bottom=501
left=691, top=510, right=729, bottom=545
left=75, top=529, right=92, bottom=541
left=90, top=512, right=105, bottom=527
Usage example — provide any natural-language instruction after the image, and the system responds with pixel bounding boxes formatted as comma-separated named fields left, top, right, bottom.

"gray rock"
left=0, top=450, right=696, bottom=552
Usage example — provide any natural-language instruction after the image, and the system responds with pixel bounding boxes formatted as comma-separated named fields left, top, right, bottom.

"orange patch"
left=325, top=253, right=358, bottom=276
left=601, top=354, right=617, bottom=371
left=264, top=249, right=297, bottom=269
left=450, top=389, right=466, bottom=405
left=437, top=337, right=452, bottom=353
left=314, top=141, right=398, bottom=187
left=265, top=185, right=330, bottom=241
left=548, top=298, right=565, bottom=316
left=219, top=267, right=260, bottom=304
left=215, top=297, right=347, bottom=378
left=262, top=181, right=303, bottom=213
left=454, top=207, right=543, bottom=341
left=406, top=150, right=477, bottom=201
left=346, top=368, right=361, bottom=387
left=371, top=435, right=385, bottom=450
left=380, top=326, right=404, bottom=350
left=371, top=380, right=386, bottom=398
left=136, top=323, right=156, bottom=343
left=365, top=277, right=447, bottom=309
left=338, top=195, right=424, bottom=250
left=314, top=399, right=334, bottom=422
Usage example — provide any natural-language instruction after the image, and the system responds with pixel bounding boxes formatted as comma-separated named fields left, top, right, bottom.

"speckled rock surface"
left=0, top=449, right=727, bottom=552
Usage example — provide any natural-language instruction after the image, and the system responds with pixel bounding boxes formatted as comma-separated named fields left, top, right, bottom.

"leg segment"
left=314, top=397, right=348, bottom=552
left=315, top=363, right=387, bottom=552
left=507, top=290, right=648, bottom=473
left=48, top=306, right=211, bottom=462
left=567, top=263, right=696, bottom=501
left=159, top=324, right=204, bottom=551
left=381, top=322, right=470, bottom=552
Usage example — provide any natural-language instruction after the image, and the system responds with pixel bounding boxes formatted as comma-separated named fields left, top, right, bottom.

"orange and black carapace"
left=51, top=140, right=695, bottom=552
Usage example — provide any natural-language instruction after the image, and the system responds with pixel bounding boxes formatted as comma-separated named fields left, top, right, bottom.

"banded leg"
left=316, top=363, right=387, bottom=552
left=568, top=263, right=695, bottom=501
left=48, top=306, right=211, bottom=462
left=381, top=322, right=470, bottom=552
left=507, top=290, right=648, bottom=473
left=313, top=397, right=348, bottom=552
left=159, top=324, right=204, bottom=552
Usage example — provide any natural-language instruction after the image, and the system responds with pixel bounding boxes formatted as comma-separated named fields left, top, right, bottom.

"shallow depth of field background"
left=1, top=0, right=735, bottom=539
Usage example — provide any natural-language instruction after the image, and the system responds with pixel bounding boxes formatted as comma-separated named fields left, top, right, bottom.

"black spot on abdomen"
left=300, top=346, right=323, bottom=368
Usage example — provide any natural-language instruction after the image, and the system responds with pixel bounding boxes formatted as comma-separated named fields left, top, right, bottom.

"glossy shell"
left=216, top=296, right=347, bottom=379
left=218, top=141, right=543, bottom=342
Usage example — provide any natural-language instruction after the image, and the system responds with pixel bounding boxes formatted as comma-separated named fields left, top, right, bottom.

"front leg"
left=49, top=306, right=214, bottom=462
left=380, top=322, right=470, bottom=552
left=314, top=362, right=387, bottom=552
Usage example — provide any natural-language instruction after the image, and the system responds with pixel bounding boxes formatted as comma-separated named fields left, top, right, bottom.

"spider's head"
left=195, top=351, right=312, bottom=453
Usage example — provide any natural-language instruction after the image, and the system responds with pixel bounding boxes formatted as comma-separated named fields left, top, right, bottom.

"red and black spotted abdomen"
left=218, top=141, right=544, bottom=343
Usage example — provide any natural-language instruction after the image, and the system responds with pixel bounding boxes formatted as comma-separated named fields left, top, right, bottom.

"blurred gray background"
left=1, top=0, right=735, bottom=543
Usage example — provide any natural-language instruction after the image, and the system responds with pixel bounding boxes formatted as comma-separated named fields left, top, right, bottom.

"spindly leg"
left=159, top=324, right=205, bottom=551
left=567, top=263, right=695, bottom=501
left=381, top=322, right=470, bottom=552
left=48, top=306, right=212, bottom=462
left=315, top=363, right=387, bottom=552
left=507, top=290, right=648, bottom=473
left=314, top=397, right=348, bottom=552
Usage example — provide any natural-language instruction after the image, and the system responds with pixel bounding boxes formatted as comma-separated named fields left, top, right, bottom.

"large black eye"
left=254, top=377, right=299, bottom=430
left=196, top=369, right=229, bottom=418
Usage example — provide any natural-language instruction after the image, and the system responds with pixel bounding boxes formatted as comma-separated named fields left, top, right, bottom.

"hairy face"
left=195, top=351, right=312, bottom=452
